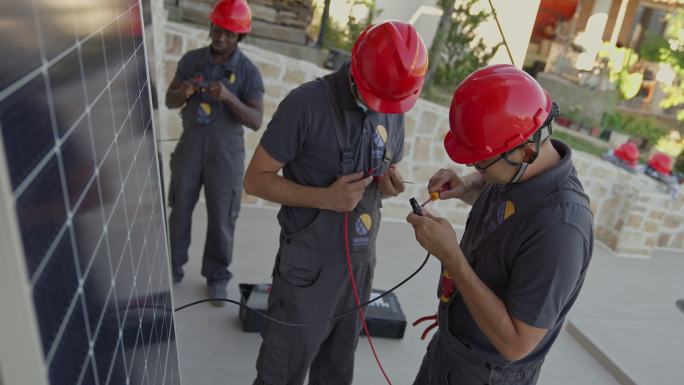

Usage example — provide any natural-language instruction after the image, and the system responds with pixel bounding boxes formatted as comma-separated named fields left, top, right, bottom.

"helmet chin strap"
left=505, top=123, right=552, bottom=185
left=508, top=162, right=529, bottom=184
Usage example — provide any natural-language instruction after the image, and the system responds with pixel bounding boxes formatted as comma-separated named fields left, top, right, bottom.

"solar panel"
left=0, top=1, right=181, bottom=384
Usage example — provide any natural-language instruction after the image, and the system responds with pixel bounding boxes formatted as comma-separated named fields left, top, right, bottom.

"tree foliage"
left=675, top=152, right=684, bottom=173
left=637, top=9, right=684, bottom=121
left=315, top=0, right=380, bottom=52
left=429, top=0, right=501, bottom=87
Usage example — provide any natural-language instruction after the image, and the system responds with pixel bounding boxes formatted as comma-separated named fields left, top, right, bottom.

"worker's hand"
left=323, top=172, right=372, bottom=212
left=378, top=165, right=405, bottom=197
left=429, top=169, right=485, bottom=200
left=428, top=168, right=469, bottom=200
left=205, top=81, right=232, bottom=102
left=406, top=210, right=461, bottom=264
left=180, top=81, right=196, bottom=99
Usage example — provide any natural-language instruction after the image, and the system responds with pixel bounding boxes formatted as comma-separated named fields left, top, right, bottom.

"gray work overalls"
left=413, top=189, right=591, bottom=385
left=254, top=76, right=398, bottom=385
left=168, top=51, right=246, bottom=284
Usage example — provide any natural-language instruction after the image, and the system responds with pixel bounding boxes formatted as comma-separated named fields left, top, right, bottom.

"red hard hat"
left=614, top=142, right=640, bottom=166
left=444, top=64, right=553, bottom=164
left=210, top=0, right=251, bottom=34
left=350, top=21, right=428, bottom=114
left=648, top=152, right=673, bottom=175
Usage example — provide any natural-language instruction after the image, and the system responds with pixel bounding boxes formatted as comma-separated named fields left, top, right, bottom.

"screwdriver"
left=420, top=188, right=446, bottom=208
left=420, top=192, right=439, bottom=208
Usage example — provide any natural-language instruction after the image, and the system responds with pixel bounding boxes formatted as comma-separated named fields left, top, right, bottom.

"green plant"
left=565, top=105, right=583, bottom=124
left=597, top=44, right=641, bottom=100
left=641, top=9, right=684, bottom=121
left=675, top=152, right=684, bottom=173
left=580, top=115, right=598, bottom=129
left=654, top=131, right=684, bottom=157
left=338, top=0, right=380, bottom=51
left=602, top=110, right=624, bottom=131
left=427, top=0, right=501, bottom=88
left=321, top=20, right=350, bottom=51
left=438, top=0, right=500, bottom=85
left=639, top=31, right=669, bottom=62
left=313, top=0, right=381, bottom=52
left=603, top=111, right=670, bottom=146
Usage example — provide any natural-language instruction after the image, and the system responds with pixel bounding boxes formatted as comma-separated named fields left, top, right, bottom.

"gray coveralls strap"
left=254, top=74, right=393, bottom=385
left=275, top=74, right=388, bottom=258
left=180, top=48, right=244, bottom=134
left=416, top=188, right=592, bottom=385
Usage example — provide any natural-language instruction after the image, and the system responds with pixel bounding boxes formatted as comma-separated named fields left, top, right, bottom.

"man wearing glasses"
left=407, top=65, right=594, bottom=385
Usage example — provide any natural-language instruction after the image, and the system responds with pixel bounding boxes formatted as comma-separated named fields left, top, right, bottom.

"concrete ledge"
left=567, top=320, right=637, bottom=385
left=568, top=317, right=684, bottom=385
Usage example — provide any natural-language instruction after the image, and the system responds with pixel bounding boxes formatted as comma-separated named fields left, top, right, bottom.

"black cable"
left=174, top=252, right=431, bottom=327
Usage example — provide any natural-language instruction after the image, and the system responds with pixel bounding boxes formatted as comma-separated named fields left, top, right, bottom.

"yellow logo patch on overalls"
left=376, top=124, right=387, bottom=143
left=228, top=73, right=236, bottom=84
left=373, top=124, right=388, bottom=148
left=355, top=213, right=372, bottom=236
left=199, top=102, right=212, bottom=116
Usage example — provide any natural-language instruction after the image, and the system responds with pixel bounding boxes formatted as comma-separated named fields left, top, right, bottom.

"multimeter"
left=409, top=198, right=422, bottom=216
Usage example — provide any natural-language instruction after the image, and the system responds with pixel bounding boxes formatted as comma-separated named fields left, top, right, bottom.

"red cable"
left=343, top=212, right=393, bottom=385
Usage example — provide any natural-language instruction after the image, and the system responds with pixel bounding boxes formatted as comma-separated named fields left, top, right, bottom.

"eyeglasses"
left=472, top=154, right=505, bottom=173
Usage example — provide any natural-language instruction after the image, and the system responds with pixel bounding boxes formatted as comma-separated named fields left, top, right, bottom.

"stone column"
left=609, top=0, right=631, bottom=45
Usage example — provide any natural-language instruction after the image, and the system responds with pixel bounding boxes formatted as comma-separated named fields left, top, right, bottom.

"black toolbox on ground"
left=362, top=289, right=406, bottom=339
left=239, top=284, right=407, bottom=339
left=239, top=283, right=271, bottom=333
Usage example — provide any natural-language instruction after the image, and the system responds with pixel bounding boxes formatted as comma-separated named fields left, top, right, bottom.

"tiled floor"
left=169, top=203, right=641, bottom=385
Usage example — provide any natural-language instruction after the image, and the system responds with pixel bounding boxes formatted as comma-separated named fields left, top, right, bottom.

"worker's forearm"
left=166, top=89, right=188, bottom=109
left=442, top=252, right=525, bottom=361
left=244, top=172, right=327, bottom=209
left=222, top=93, right=262, bottom=130
left=460, top=172, right=486, bottom=206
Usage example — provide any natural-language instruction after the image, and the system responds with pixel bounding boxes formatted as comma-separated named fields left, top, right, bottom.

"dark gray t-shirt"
left=259, top=65, right=404, bottom=235
left=445, top=140, right=593, bottom=365
left=173, top=47, right=264, bottom=135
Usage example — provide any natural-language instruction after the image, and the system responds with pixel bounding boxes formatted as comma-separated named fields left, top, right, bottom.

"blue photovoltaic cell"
left=0, top=1, right=180, bottom=384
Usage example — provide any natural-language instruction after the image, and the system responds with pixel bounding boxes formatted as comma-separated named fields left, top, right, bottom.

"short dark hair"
left=208, top=23, right=246, bottom=43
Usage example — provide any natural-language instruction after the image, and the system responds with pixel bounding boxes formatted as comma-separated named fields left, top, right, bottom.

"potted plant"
left=565, top=105, right=583, bottom=130
left=556, top=115, right=572, bottom=127
left=602, top=110, right=631, bottom=144
left=580, top=116, right=600, bottom=136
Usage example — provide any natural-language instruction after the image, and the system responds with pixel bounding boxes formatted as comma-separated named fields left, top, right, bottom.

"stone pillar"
left=609, top=0, right=631, bottom=45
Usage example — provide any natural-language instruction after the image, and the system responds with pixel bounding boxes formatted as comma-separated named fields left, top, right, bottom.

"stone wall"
left=571, top=153, right=684, bottom=256
left=156, top=21, right=684, bottom=257
left=537, top=73, right=618, bottom=125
